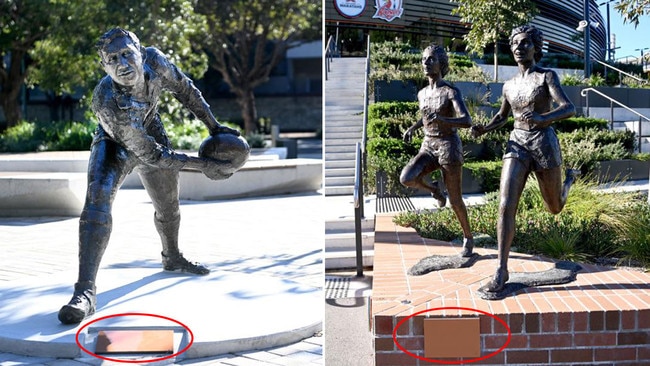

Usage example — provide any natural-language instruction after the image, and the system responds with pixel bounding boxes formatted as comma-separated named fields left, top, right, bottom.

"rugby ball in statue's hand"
left=198, top=133, right=250, bottom=176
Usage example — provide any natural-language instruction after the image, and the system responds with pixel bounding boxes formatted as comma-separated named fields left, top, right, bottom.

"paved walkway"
left=0, top=189, right=324, bottom=365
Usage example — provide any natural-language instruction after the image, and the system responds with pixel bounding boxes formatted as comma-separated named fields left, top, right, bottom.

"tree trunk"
left=235, top=88, right=258, bottom=136
left=0, top=92, right=22, bottom=130
left=0, top=51, right=26, bottom=129
left=493, top=43, right=499, bottom=82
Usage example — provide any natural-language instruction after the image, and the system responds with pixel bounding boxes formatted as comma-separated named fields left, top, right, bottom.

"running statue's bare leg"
left=441, top=164, right=474, bottom=256
left=400, top=153, right=447, bottom=207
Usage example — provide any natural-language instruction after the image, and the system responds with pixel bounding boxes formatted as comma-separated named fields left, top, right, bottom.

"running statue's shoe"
left=162, top=252, right=210, bottom=275
left=58, top=281, right=96, bottom=324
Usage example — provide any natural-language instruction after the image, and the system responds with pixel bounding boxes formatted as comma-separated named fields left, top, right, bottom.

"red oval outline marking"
left=75, top=312, right=194, bottom=363
left=392, top=307, right=511, bottom=365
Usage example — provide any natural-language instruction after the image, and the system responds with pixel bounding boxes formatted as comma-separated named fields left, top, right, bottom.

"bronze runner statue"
left=400, top=44, right=474, bottom=257
left=471, top=25, right=579, bottom=293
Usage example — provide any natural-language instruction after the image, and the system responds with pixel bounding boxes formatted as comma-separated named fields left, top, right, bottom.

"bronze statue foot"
left=430, top=182, right=447, bottom=207
left=460, top=237, right=474, bottom=257
left=58, top=281, right=96, bottom=324
left=485, top=268, right=509, bottom=292
left=162, top=252, right=210, bottom=275
left=565, top=168, right=581, bottom=185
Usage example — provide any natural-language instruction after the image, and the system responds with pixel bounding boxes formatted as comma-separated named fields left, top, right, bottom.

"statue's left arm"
left=151, top=48, right=239, bottom=136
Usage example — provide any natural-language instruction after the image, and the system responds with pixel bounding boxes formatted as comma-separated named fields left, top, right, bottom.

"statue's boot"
left=155, top=214, right=210, bottom=275
left=58, top=209, right=111, bottom=324
left=58, top=281, right=96, bottom=324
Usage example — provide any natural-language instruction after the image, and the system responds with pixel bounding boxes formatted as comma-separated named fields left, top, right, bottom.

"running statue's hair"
left=510, top=25, right=544, bottom=62
left=423, top=43, right=450, bottom=77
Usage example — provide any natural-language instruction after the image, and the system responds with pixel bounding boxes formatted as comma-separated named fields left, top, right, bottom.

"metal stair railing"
left=353, top=141, right=364, bottom=277
left=325, top=35, right=334, bottom=81
left=592, top=59, right=648, bottom=87
left=581, top=87, right=650, bottom=153
left=353, top=35, right=371, bottom=277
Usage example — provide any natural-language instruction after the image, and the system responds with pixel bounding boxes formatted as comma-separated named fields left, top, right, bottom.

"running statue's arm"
left=424, top=85, right=472, bottom=129
left=520, top=70, right=575, bottom=129
left=470, top=91, right=511, bottom=138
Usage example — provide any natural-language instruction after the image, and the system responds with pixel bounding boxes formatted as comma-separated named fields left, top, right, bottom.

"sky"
left=600, top=4, right=650, bottom=63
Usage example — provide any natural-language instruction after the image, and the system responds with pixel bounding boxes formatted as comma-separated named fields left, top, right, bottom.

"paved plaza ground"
left=0, top=189, right=324, bottom=365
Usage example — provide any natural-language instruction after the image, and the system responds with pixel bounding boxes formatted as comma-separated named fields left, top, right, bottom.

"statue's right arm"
left=92, top=91, right=208, bottom=172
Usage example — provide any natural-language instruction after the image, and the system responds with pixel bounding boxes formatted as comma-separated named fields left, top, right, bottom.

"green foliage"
left=614, top=0, right=650, bottom=27
left=0, top=120, right=96, bottom=152
left=163, top=118, right=210, bottom=150
left=196, top=0, right=321, bottom=134
left=245, top=133, right=267, bottom=148
left=450, top=0, right=538, bottom=57
left=394, top=179, right=650, bottom=267
left=560, top=128, right=636, bottom=173
left=464, top=161, right=503, bottom=192
left=367, top=101, right=419, bottom=121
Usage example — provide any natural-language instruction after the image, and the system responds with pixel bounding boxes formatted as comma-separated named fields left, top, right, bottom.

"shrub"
left=394, top=179, right=649, bottom=267
left=0, top=120, right=97, bottom=152
left=464, top=161, right=502, bottom=193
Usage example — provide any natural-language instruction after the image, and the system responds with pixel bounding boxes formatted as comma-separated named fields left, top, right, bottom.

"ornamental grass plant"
left=394, top=178, right=650, bottom=268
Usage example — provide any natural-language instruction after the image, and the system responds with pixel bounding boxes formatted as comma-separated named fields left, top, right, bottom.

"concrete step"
left=324, top=145, right=357, bottom=154
left=324, top=250, right=374, bottom=270
left=326, top=152, right=357, bottom=161
left=325, top=126, right=363, bottom=133
left=323, top=138, right=359, bottom=147
left=325, top=160, right=355, bottom=169
left=325, top=167, right=355, bottom=178
left=325, top=216, right=375, bottom=234
left=325, top=232, right=374, bottom=252
left=326, top=176, right=355, bottom=186
left=324, top=185, right=355, bottom=196
left=324, top=132, right=363, bottom=140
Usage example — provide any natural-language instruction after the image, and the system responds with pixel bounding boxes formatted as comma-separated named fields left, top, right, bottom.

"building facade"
left=326, top=0, right=607, bottom=60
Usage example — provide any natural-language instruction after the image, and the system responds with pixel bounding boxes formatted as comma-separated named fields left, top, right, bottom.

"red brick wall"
left=375, top=309, right=650, bottom=365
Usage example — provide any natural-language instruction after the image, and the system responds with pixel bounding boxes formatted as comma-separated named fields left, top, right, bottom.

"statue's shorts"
left=419, top=134, right=464, bottom=166
left=504, top=127, right=562, bottom=171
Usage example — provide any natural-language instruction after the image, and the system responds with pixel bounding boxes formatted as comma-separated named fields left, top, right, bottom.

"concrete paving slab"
left=0, top=268, right=321, bottom=360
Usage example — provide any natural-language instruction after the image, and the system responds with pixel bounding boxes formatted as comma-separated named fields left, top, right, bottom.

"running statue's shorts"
left=419, top=134, right=464, bottom=166
left=504, top=127, right=562, bottom=171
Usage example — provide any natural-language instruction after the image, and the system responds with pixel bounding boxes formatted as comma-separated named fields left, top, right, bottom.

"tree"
left=0, top=0, right=64, bottom=127
left=196, top=0, right=321, bottom=135
left=451, top=0, right=538, bottom=82
left=615, top=0, right=650, bottom=27
left=0, top=0, right=208, bottom=129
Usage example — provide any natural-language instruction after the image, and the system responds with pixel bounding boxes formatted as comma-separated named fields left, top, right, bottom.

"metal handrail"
left=353, top=141, right=364, bottom=277
left=581, top=87, right=650, bottom=152
left=362, top=35, right=371, bottom=153
left=325, top=35, right=334, bottom=81
left=592, top=59, right=648, bottom=86
left=354, top=36, right=371, bottom=277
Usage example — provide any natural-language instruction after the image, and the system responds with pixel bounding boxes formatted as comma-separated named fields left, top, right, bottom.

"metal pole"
left=610, top=100, right=614, bottom=130
left=584, top=0, right=591, bottom=79
left=354, top=142, right=364, bottom=277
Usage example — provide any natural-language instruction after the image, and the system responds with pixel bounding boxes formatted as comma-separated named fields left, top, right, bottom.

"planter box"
left=596, top=159, right=650, bottom=182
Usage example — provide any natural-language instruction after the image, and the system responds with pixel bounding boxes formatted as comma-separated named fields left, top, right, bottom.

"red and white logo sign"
left=334, top=0, right=366, bottom=19
left=373, top=0, right=403, bottom=22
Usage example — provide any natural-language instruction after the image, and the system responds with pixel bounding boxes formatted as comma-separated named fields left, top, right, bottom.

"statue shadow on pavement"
left=408, top=253, right=581, bottom=301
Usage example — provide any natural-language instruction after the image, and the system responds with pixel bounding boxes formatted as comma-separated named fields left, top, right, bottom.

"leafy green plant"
left=463, top=161, right=502, bottom=193
left=0, top=120, right=97, bottom=152
left=394, top=178, right=649, bottom=268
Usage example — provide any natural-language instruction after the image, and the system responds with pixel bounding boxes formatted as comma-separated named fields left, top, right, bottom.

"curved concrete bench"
left=0, top=172, right=86, bottom=217
left=0, top=152, right=322, bottom=216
